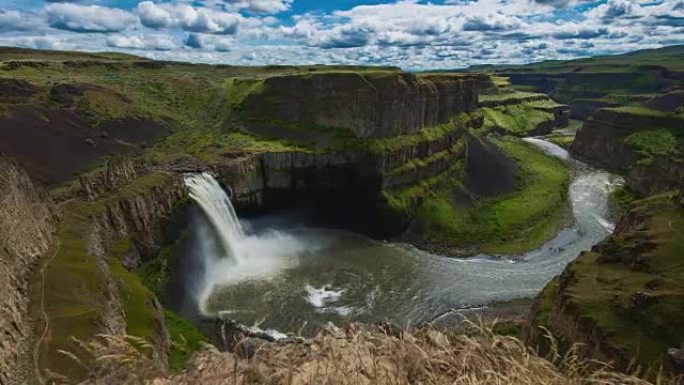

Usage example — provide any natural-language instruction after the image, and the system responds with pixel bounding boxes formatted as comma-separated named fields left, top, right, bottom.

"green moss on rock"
left=165, top=310, right=207, bottom=372
left=623, top=128, right=678, bottom=157
left=414, top=138, right=569, bottom=255
left=531, top=192, right=684, bottom=378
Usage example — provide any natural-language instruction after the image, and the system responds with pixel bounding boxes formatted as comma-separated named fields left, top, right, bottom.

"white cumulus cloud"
left=45, top=3, right=138, bottom=33
left=136, top=2, right=240, bottom=34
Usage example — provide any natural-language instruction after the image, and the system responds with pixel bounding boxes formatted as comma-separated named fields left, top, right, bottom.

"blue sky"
left=0, top=0, right=682, bottom=69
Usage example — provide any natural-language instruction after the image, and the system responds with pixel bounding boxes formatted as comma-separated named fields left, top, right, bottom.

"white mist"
left=184, top=172, right=309, bottom=316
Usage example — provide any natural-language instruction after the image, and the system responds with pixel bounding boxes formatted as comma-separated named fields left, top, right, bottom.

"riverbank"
left=405, top=136, right=571, bottom=256
left=167, top=135, right=618, bottom=343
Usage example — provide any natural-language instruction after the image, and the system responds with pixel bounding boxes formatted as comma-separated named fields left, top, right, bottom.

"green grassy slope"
left=532, top=192, right=684, bottom=379
left=386, top=136, right=570, bottom=255
left=476, top=76, right=569, bottom=136
left=27, top=173, right=205, bottom=381
left=464, top=45, right=684, bottom=121
left=467, top=45, right=684, bottom=74
left=0, top=46, right=148, bottom=62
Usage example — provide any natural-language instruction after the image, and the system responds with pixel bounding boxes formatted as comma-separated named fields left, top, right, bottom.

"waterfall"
left=185, top=172, right=245, bottom=264
left=184, top=172, right=308, bottom=317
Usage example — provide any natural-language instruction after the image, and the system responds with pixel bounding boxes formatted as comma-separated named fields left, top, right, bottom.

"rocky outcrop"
left=527, top=193, right=684, bottom=378
left=211, top=115, right=478, bottom=234
left=84, top=172, right=187, bottom=363
left=536, top=104, right=570, bottom=128
left=0, top=157, right=55, bottom=385
left=571, top=108, right=684, bottom=195
left=78, top=157, right=140, bottom=201
left=87, top=172, right=188, bottom=267
left=504, top=71, right=681, bottom=119
left=30, top=171, right=189, bottom=382
left=0, top=79, right=39, bottom=103
left=243, top=73, right=481, bottom=138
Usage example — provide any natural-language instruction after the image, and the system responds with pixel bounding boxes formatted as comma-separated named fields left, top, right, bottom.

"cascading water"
left=183, top=172, right=308, bottom=316
left=189, top=138, right=622, bottom=336
left=185, top=173, right=244, bottom=264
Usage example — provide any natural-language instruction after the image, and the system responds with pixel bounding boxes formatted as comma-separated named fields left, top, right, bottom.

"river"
left=177, top=138, right=621, bottom=336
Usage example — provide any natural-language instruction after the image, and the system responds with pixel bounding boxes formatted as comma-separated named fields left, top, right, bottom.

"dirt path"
left=32, top=236, right=60, bottom=385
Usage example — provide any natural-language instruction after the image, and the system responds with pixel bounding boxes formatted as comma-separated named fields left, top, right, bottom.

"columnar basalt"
left=243, top=73, right=481, bottom=138
left=571, top=108, right=684, bottom=195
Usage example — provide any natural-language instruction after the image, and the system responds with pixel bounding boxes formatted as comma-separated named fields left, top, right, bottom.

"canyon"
left=0, top=45, right=682, bottom=384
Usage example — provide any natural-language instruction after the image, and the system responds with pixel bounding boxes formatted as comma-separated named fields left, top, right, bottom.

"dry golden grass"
left=65, top=322, right=681, bottom=385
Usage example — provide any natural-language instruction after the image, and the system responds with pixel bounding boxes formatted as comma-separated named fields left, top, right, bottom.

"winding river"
left=176, top=138, right=621, bottom=336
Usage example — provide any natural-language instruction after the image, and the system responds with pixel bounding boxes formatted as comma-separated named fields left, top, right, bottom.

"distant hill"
left=0, top=46, right=149, bottom=62
left=465, top=45, right=684, bottom=74
left=451, top=45, right=684, bottom=120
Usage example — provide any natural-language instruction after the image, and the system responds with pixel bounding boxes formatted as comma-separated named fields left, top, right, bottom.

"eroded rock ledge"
left=244, top=73, right=482, bottom=138
left=571, top=108, right=684, bottom=195
left=526, top=192, right=684, bottom=378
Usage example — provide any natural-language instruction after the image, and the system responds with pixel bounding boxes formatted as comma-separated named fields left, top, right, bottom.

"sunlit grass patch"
left=413, top=137, right=570, bottom=255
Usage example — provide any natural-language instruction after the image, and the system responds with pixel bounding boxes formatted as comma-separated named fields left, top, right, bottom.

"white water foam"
left=305, top=284, right=345, bottom=308
left=305, top=284, right=356, bottom=316
left=185, top=172, right=309, bottom=316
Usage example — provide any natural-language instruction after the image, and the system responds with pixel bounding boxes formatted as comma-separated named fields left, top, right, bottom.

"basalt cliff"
left=243, top=73, right=481, bottom=138
left=0, top=46, right=617, bottom=385
left=518, top=50, right=684, bottom=381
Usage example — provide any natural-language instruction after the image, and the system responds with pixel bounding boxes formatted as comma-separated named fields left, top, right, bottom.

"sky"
left=0, top=0, right=682, bottom=70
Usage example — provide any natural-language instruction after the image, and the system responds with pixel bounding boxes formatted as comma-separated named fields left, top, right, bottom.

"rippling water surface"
left=190, top=139, right=621, bottom=334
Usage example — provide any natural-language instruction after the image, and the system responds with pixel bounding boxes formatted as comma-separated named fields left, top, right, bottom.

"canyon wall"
left=243, top=73, right=482, bottom=138
left=505, top=70, right=682, bottom=119
left=30, top=166, right=189, bottom=382
left=571, top=108, right=684, bottom=195
left=526, top=192, right=684, bottom=378
left=0, top=157, right=55, bottom=385
left=210, top=113, right=478, bottom=235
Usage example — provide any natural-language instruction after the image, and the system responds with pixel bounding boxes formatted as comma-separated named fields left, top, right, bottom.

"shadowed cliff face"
left=571, top=108, right=684, bottom=195
left=465, top=136, right=517, bottom=197
left=243, top=73, right=480, bottom=138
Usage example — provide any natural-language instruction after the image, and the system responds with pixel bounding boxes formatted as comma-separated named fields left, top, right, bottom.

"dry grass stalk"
left=69, top=322, right=681, bottom=385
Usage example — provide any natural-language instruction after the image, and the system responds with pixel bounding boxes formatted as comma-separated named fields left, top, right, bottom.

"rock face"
left=0, top=157, right=55, bottom=385
left=30, top=170, right=188, bottom=382
left=87, top=172, right=188, bottom=269
left=505, top=71, right=680, bottom=119
left=571, top=108, right=684, bottom=195
left=78, top=157, right=139, bottom=201
left=244, top=73, right=481, bottom=138
left=84, top=172, right=187, bottom=360
left=211, top=114, right=479, bottom=235
left=526, top=193, right=684, bottom=378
